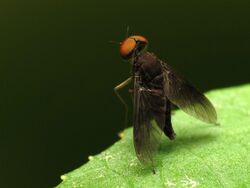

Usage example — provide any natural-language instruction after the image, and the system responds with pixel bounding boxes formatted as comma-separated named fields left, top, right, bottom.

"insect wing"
left=133, top=75, right=166, bottom=167
left=162, top=63, right=217, bottom=124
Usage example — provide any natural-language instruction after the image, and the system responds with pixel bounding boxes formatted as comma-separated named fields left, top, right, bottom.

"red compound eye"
left=119, top=35, right=148, bottom=60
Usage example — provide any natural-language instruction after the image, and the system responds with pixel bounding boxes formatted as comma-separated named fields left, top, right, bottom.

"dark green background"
left=1, top=0, right=249, bottom=187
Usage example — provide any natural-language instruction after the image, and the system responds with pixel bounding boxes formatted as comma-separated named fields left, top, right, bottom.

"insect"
left=114, top=35, right=217, bottom=173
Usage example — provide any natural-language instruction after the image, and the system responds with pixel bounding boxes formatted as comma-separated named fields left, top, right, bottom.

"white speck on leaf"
left=105, top=155, right=114, bottom=161
left=129, top=159, right=137, bottom=167
left=118, top=131, right=125, bottom=139
left=129, top=162, right=136, bottom=167
left=164, top=179, right=176, bottom=187
left=181, top=175, right=199, bottom=187
left=60, top=175, right=67, bottom=180
left=88, top=155, right=94, bottom=161
left=96, top=173, right=105, bottom=179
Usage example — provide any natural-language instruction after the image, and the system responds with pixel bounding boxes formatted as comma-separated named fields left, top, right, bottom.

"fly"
left=114, top=35, right=217, bottom=173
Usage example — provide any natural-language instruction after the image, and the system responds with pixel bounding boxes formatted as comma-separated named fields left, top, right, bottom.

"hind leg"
left=163, top=100, right=176, bottom=140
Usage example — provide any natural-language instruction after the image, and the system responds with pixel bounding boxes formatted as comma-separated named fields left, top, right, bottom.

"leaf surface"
left=57, top=84, right=250, bottom=188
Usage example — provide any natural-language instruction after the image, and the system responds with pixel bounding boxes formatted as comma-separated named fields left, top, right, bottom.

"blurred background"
left=0, top=0, right=249, bottom=187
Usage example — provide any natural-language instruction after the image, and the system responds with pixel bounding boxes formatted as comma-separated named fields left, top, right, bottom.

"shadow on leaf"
left=158, top=130, right=218, bottom=155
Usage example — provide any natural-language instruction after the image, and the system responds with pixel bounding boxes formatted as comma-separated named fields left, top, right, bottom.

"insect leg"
left=114, top=77, right=132, bottom=127
left=163, top=100, right=176, bottom=140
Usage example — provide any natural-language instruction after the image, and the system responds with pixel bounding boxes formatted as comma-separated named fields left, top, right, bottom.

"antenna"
left=109, top=26, right=130, bottom=45
left=108, top=40, right=121, bottom=45
left=126, top=25, right=130, bottom=38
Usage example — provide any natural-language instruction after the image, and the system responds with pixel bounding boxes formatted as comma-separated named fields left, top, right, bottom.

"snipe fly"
left=114, top=35, right=217, bottom=173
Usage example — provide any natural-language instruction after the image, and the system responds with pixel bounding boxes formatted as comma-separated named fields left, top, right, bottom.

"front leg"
left=114, top=77, right=132, bottom=127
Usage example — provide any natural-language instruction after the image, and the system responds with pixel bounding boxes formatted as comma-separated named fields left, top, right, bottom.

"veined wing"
left=133, top=74, right=166, bottom=168
left=162, top=62, right=217, bottom=124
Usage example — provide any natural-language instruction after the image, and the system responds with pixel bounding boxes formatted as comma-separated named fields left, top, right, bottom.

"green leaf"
left=57, top=84, right=250, bottom=188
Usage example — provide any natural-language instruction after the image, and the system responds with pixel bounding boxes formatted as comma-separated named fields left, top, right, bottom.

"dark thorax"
left=133, top=52, right=165, bottom=92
